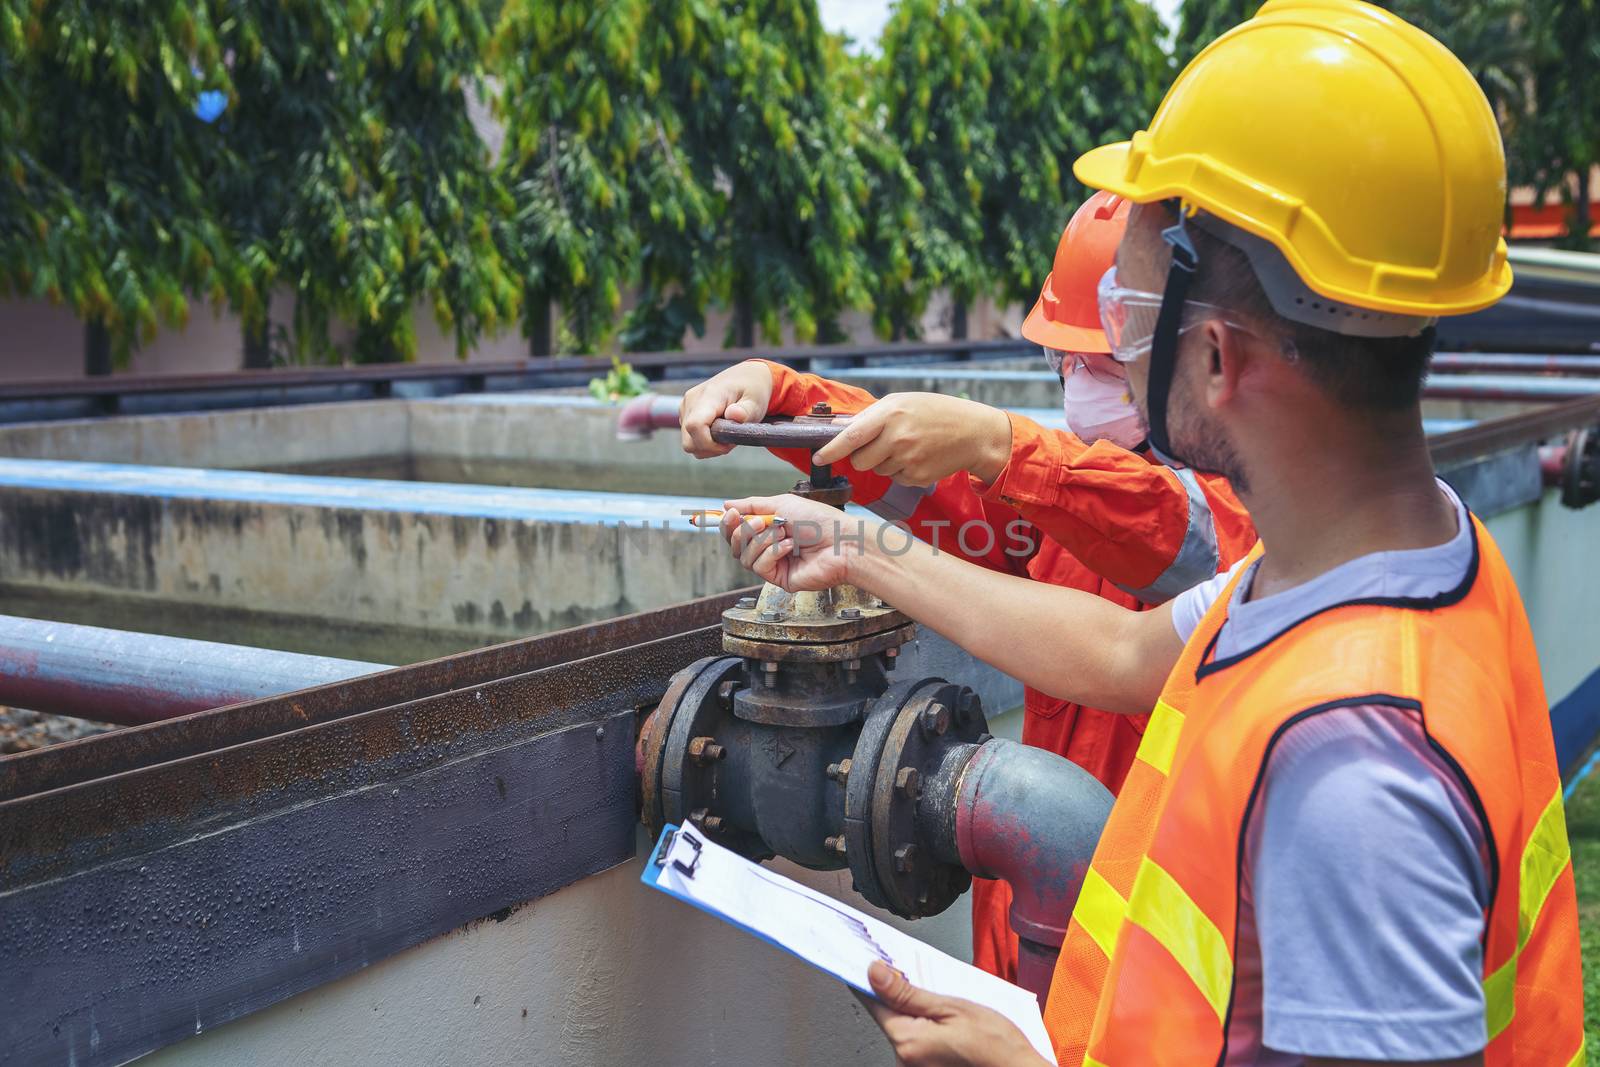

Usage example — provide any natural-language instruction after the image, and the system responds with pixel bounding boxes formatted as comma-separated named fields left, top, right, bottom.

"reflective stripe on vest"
left=1047, top=517, right=1585, bottom=1065
left=1483, top=784, right=1574, bottom=1039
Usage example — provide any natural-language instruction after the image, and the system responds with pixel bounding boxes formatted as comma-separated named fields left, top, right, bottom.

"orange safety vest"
left=1042, top=518, right=1585, bottom=1065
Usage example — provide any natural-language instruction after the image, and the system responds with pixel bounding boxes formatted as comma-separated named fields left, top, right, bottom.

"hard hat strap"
left=1147, top=208, right=1198, bottom=468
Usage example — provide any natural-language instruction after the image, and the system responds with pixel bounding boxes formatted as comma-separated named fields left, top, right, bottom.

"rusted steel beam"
left=0, top=340, right=1036, bottom=424
left=0, top=590, right=752, bottom=1067
left=1429, top=393, right=1600, bottom=469
left=0, top=587, right=754, bottom=803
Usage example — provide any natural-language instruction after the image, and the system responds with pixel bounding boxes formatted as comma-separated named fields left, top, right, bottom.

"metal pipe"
left=930, top=738, right=1114, bottom=1004
left=1432, top=353, right=1600, bottom=376
left=615, top=394, right=685, bottom=441
left=1422, top=373, right=1600, bottom=401
left=0, top=615, right=387, bottom=725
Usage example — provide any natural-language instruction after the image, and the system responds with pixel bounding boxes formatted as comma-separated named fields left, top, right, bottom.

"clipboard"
left=641, top=823, right=1058, bottom=1062
left=640, top=823, right=879, bottom=994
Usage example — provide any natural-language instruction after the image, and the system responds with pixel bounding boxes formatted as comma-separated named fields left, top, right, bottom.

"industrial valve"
left=637, top=407, right=1114, bottom=1000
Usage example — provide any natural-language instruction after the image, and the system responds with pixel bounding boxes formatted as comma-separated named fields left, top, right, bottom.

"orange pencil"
left=686, top=510, right=783, bottom=530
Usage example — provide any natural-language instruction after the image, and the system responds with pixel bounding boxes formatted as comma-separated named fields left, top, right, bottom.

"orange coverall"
left=758, top=361, right=1257, bottom=980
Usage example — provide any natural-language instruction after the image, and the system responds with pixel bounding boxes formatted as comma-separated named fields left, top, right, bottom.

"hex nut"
left=894, top=844, right=918, bottom=873
left=824, top=835, right=847, bottom=854
left=839, top=607, right=862, bottom=620
left=759, top=610, right=784, bottom=623
left=921, top=702, right=950, bottom=737
left=895, top=766, right=921, bottom=798
left=736, top=596, right=758, bottom=609
left=826, top=758, right=853, bottom=782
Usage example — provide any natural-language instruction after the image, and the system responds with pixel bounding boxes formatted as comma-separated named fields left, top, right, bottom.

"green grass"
left=1565, top=768, right=1600, bottom=1050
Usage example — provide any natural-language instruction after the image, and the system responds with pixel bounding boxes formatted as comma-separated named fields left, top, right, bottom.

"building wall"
left=0, top=288, right=1025, bottom=381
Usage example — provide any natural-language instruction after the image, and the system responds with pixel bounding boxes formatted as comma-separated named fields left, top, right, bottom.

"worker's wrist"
left=843, top=518, right=916, bottom=592
left=966, top=403, right=1013, bottom=486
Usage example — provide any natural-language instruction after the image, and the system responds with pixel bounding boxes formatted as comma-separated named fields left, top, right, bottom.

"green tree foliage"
left=1515, top=0, right=1600, bottom=248
left=1173, top=0, right=1255, bottom=67
left=881, top=0, right=1167, bottom=325
left=827, top=35, right=927, bottom=340
left=347, top=1, right=520, bottom=361
left=492, top=0, right=717, bottom=354
left=0, top=2, right=235, bottom=367
left=689, top=0, right=872, bottom=346
left=495, top=0, right=870, bottom=352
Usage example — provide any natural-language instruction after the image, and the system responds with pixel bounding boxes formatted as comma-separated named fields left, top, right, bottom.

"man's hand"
left=680, top=360, right=775, bottom=458
left=854, top=960, right=1052, bottom=1067
left=719, top=493, right=896, bottom=592
left=811, top=393, right=1013, bottom=487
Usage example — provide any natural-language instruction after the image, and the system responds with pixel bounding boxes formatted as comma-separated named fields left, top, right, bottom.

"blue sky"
left=817, top=0, right=1184, bottom=51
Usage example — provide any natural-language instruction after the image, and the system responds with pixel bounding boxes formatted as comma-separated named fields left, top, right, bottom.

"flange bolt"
left=735, top=596, right=758, bottom=610
left=824, top=835, right=847, bottom=854
left=920, top=702, right=950, bottom=737
left=894, top=844, right=919, bottom=873
left=826, top=758, right=853, bottom=782
left=895, top=766, right=922, bottom=799
left=689, top=736, right=726, bottom=764
left=839, top=607, right=861, bottom=620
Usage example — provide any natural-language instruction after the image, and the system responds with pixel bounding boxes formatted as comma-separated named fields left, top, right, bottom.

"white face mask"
left=1050, top=351, right=1146, bottom=451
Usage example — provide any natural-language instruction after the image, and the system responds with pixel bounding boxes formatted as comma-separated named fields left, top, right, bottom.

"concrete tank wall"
left=0, top=461, right=760, bottom=662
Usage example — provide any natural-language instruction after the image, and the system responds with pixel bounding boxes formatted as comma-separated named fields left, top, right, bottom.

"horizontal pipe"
left=1422, top=373, right=1600, bottom=401
left=615, top=394, right=685, bottom=441
left=948, top=739, right=1114, bottom=1005
left=0, top=615, right=388, bottom=725
left=1432, top=353, right=1600, bottom=376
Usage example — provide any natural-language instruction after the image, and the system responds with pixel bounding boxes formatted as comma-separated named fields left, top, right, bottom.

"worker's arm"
left=813, top=397, right=1255, bottom=605
left=681, top=360, right=1038, bottom=578
left=720, top=493, right=1181, bottom=712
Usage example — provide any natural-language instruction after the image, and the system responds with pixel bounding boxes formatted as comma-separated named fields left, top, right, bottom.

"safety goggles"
left=1043, top=347, right=1125, bottom=382
left=1096, top=266, right=1243, bottom=363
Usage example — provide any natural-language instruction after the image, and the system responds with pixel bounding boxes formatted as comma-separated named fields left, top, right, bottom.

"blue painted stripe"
left=1555, top=663, right=1600, bottom=789
left=0, top=458, right=722, bottom=526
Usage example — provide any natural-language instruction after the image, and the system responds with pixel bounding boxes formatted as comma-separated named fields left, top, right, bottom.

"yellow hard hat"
left=1074, top=0, right=1511, bottom=319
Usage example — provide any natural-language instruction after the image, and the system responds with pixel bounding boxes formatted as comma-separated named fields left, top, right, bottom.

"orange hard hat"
left=1020, top=191, right=1131, bottom=354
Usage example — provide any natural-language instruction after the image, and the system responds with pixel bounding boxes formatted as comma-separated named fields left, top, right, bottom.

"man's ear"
left=1200, top=319, right=1247, bottom=410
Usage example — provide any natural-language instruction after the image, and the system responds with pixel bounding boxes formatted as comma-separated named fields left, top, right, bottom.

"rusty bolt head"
left=839, top=606, right=861, bottom=620
left=826, top=757, right=853, bottom=782
left=824, top=835, right=847, bottom=854
left=717, top=680, right=737, bottom=704
left=884, top=646, right=899, bottom=658
left=689, top=736, right=726, bottom=763
left=921, top=702, right=950, bottom=737
left=810, top=402, right=834, bottom=417
left=894, top=844, right=918, bottom=873
left=957, top=690, right=977, bottom=719
left=702, top=814, right=725, bottom=833
left=735, top=596, right=758, bottom=610
left=895, top=766, right=921, bottom=798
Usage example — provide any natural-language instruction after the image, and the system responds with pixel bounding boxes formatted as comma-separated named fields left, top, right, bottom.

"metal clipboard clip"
left=655, top=827, right=703, bottom=878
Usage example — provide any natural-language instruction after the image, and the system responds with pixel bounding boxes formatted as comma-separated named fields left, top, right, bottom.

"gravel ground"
left=0, top=707, right=118, bottom=754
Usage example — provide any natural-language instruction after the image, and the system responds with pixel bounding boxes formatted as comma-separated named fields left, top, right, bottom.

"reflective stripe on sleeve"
left=1116, top=467, right=1220, bottom=605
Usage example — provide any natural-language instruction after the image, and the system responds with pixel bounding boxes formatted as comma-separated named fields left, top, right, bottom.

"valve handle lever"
left=709, top=404, right=853, bottom=507
left=707, top=415, right=850, bottom=450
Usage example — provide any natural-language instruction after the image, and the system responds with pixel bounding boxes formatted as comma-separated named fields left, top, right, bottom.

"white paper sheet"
left=651, top=824, right=1057, bottom=1063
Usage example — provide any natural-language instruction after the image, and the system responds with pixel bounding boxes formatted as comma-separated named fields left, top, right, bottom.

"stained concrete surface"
left=138, top=703, right=1025, bottom=1067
